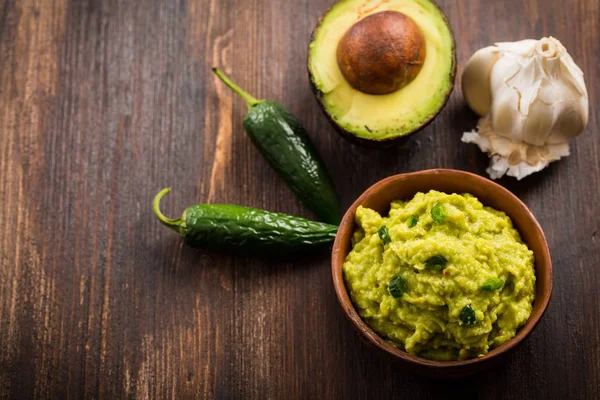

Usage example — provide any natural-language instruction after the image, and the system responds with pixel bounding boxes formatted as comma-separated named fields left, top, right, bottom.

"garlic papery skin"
left=461, top=37, right=589, bottom=180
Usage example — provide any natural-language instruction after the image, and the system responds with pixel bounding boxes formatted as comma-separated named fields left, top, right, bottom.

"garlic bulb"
left=461, top=37, right=589, bottom=180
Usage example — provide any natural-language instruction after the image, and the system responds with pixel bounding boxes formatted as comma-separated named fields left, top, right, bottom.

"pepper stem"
left=153, top=188, right=184, bottom=234
left=212, top=67, right=261, bottom=108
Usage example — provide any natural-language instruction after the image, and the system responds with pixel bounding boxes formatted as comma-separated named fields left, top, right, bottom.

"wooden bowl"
left=331, top=169, right=552, bottom=377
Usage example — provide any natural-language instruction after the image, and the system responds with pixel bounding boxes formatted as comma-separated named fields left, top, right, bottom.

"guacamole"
left=343, top=190, right=536, bottom=361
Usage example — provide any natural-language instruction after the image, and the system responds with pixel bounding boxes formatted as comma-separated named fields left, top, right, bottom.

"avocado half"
left=308, top=0, right=456, bottom=147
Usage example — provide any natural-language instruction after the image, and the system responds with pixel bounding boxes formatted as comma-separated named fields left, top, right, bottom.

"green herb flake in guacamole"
left=343, top=190, right=536, bottom=361
left=407, top=214, right=418, bottom=228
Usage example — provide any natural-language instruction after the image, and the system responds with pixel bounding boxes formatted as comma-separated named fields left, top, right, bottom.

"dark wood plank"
left=0, top=0, right=598, bottom=398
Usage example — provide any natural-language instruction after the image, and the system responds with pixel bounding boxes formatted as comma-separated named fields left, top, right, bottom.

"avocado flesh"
left=309, top=0, right=455, bottom=141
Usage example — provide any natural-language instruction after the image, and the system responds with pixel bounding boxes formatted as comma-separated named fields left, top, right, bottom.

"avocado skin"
left=183, top=204, right=338, bottom=256
left=307, top=1, right=457, bottom=148
left=243, top=100, right=341, bottom=224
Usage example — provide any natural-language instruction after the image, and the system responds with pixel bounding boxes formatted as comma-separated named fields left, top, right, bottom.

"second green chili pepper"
left=213, top=68, right=341, bottom=225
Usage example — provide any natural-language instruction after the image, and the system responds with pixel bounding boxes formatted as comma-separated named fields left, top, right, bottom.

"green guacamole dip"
left=343, top=190, right=536, bottom=361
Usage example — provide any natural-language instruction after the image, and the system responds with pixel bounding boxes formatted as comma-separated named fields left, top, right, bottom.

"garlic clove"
left=461, top=46, right=499, bottom=117
left=522, top=80, right=555, bottom=146
left=561, top=56, right=587, bottom=97
left=490, top=88, right=521, bottom=140
left=551, top=106, right=587, bottom=144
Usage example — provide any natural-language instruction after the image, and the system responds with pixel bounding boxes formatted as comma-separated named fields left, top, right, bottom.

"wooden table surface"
left=1, top=0, right=599, bottom=398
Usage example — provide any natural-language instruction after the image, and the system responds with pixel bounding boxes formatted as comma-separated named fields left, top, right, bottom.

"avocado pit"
left=336, top=11, right=426, bottom=95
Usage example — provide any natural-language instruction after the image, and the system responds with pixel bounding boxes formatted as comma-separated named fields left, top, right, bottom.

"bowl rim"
left=331, top=168, right=553, bottom=369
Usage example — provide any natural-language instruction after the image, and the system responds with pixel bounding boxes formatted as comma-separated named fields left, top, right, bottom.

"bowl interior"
left=332, top=169, right=552, bottom=373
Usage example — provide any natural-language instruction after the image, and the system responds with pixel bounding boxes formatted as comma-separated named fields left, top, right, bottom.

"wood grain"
left=0, top=0, right=598, bottom=398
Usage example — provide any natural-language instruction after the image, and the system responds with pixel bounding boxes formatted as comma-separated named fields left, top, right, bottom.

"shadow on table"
left=147, top=234, right=331, bottom=279
left=495, top=160, right=561, bottom=196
